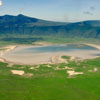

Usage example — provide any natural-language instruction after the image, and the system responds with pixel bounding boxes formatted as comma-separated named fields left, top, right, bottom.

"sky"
left=0, top=0, right=100, bottom=22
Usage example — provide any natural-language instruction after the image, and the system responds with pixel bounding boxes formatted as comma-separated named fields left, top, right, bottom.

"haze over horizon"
left=0, top=0, right=100, bottom=22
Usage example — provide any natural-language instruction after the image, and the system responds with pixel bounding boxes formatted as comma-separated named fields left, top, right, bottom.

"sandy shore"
left=0, top=43, right=100, bottom=65
left=0, top=45, right=17, bottom=62
left=84, top=43, right=100, bottom=50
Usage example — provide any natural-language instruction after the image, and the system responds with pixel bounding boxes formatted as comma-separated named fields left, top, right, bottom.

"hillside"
left=0, top=14, right=100, bottom=40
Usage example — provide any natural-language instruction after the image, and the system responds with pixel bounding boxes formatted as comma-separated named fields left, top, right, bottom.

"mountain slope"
left=0, top=14, right=100, bottom=39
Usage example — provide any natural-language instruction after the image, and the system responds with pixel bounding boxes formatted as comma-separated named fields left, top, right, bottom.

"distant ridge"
left=0, top=14, right=68, bottom=26
left=0, top=14, right=100, bottom=39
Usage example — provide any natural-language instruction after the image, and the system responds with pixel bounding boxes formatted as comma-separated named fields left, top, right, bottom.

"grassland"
left=0, top=56, right=100, bottom=100
left=0, top=36, right=100, bottom=45
left=0, top=38, right=100, bottom=100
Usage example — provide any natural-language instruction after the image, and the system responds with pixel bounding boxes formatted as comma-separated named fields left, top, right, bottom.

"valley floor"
left=0, top=56, right=100, bottom=100
left=0, top=42, right=100, bottom=100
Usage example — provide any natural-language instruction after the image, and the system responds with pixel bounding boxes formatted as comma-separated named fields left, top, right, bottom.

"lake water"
left=2, top=44, right=100, bottom=64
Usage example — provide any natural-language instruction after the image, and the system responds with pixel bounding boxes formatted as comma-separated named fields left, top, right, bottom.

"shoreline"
left=84, top=43, right=100, bottom=50
left=0, top=45, right=17, bottom=63
left=0, top=43, right=100, bottom=65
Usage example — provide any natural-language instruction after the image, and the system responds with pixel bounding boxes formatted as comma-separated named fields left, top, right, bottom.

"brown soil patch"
left=7, top=63, right=14, bottom=67
left=67, top=70, right=83, bottom=78
left=50, top=56, right=68, bottom=64
left=11, top=70, right=24, bottom=76
left=0, top=58, right=5, bottom=62
left=89, top=67, right=98, bottom=72
left=23, top=73, right=33, bottom=78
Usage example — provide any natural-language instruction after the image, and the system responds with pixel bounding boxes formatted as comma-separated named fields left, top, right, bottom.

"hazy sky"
left=0, top=0, right=100, bottom=22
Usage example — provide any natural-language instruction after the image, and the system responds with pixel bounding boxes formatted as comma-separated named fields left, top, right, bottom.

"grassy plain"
left=0, top=36, right=100, bottom=45
left=0, top=37, right=100, bottom=100
left=0, top=57, right=100, bottom=100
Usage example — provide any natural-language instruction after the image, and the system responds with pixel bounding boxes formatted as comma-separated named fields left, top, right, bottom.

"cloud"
left=0, top=0, right=2, bottom=6
left=83, top=11, right=93, bottom=16
left=90, top=6, right=95, bottom=11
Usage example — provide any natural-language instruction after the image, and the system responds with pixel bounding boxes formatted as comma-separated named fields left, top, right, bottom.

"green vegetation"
left=0, top=14, right=100, bottom=39
left=0, top=57, right=100, bottom=100
left=0, top=36, right=100, bottom=45
left=0, top=41, right=17, bottom=47
left=0, top=14, right=100, bottom=45
left=0, top=37, right=44, bottom=44
left=1, top=14, right=100, bottom=100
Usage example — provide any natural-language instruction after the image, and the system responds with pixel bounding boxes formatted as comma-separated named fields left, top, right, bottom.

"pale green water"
left=2, top=44, right=100, bottom=64
left=14, top=44, right=99, bottom=54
